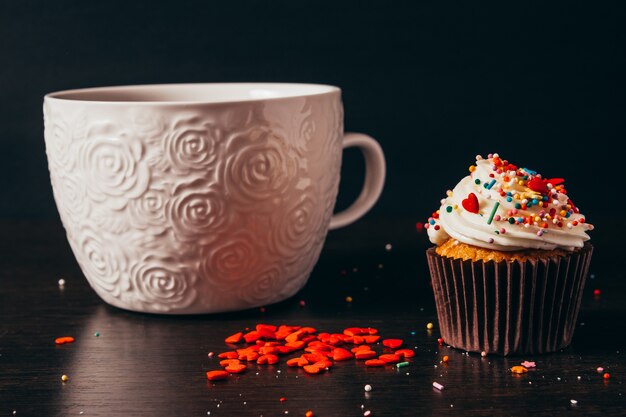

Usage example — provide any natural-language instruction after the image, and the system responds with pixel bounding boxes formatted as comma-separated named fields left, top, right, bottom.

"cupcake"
left=425, top=153, right=593, bottom=355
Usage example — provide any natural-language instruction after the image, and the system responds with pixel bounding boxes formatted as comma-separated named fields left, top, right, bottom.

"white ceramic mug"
left=44, top=83, right=385, bottom=314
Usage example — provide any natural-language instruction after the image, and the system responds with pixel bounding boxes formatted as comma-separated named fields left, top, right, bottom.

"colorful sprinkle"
left=55, top=336, right=75, bottom=345
left=225, top=332, right=243, bottom=344
left=461, top=193, right=479, bottom=214
left=382, top=339, right=403, bottom=349
left=511, top=366, right=528, bottom=374
left=428, top=154, right=593, bottom=241
left=485, top=202, right=499, bottom=225
left=206, top=370, right=229, bottom=381
left=433, top=381, right=444, bottom=390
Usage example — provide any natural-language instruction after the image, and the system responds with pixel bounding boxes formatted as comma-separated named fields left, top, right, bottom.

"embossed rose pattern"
left=236, top=263, right=285, bottom=305
left=268, top=187, right=324, bottom=261
left=167, top=179, right=229, bottom=245
left=222, top=127, right=297, bottom=211
left=129, top=256, right=196, bottom=312
left=68, top=227, right=126, bottom=297
left=164, top=116, right=219, bottom=175
left=44, top=93, right=343, bottom=313
left=78, top=122, right=150, bottom=210
left=200, top=230, right=261, bottom=292
left=128, top=187, right=168, bottom=231
left=49, top=170, right=91, bottom=228
left=44, top=104, right=77, bottom=171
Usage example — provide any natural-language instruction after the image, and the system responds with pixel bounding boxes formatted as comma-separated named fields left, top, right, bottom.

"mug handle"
left=329, top=132, right=386, bottom=230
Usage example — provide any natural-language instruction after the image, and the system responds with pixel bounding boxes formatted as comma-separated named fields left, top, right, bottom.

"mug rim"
left=44, top=82, right=341, bottom=106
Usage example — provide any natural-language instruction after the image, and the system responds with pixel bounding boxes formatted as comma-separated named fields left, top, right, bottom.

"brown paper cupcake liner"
left=426, top=243, right=593, bottom=356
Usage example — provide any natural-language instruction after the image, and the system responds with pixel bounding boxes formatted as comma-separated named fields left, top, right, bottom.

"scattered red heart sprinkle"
left=207, top=325, right=413, bottom=382
left=206, top=370, right=229, bottom=381
left=55, top=336, right=75, bottom=345
left=382, top=339, right=403, bottom=349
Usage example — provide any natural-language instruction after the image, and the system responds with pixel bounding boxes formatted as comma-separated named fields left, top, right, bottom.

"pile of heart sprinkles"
left=206, top=324, right=414, bottom=381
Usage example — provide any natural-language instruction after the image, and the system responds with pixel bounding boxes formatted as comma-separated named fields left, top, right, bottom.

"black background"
left=1, top=0, right=624, bottom=246
left=2, top=3, right=626, bottom=415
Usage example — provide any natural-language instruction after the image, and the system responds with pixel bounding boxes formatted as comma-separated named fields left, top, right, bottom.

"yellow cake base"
left=435, top=238, right=572, bottom=263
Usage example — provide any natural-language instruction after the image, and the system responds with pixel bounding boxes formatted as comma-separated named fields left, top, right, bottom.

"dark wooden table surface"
left=1, top=219, right=624, bottom=417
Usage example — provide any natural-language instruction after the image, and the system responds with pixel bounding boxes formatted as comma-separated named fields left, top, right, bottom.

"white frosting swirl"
left=427, top=154, right=593, bottom=251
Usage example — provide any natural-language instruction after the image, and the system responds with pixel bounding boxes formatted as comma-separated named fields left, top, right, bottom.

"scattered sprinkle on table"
left=205, top=324, right=415, bottom=383
left=570, top=399, right=578, bottom=405
left=58, top=279, right=65, bottom=287
left=55, top=336, right=75, bottom=345
left=345, top=296, right=353, bottom=303
left=61, top=374, right=68, bottom=382
left=94, top=332, right=100, bottom=337
left=520, top=361, right=535, bottom=368
left=364, top=384, right=372, bottom=392
left=206, top=370, right=229, bottom=381
left=426, top=323, right=434, bottom=330
left=510, top=366, right=528, bottom=374
left=433, top=381, right=444, bottom=390
left=481, top=351, right=487, bottom=357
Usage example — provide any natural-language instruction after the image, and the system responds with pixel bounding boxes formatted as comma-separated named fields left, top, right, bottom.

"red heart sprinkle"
left=382, top=338, right=403, bottom=349
left=527, top=177, right=548, bottom=193
left=364, top=359, right=386, bottom=367
left=462, top=193, right=479, bottom=213
left=332, top=348, right=354, bottom=361
left=206, top=370, right=230, bottom=381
